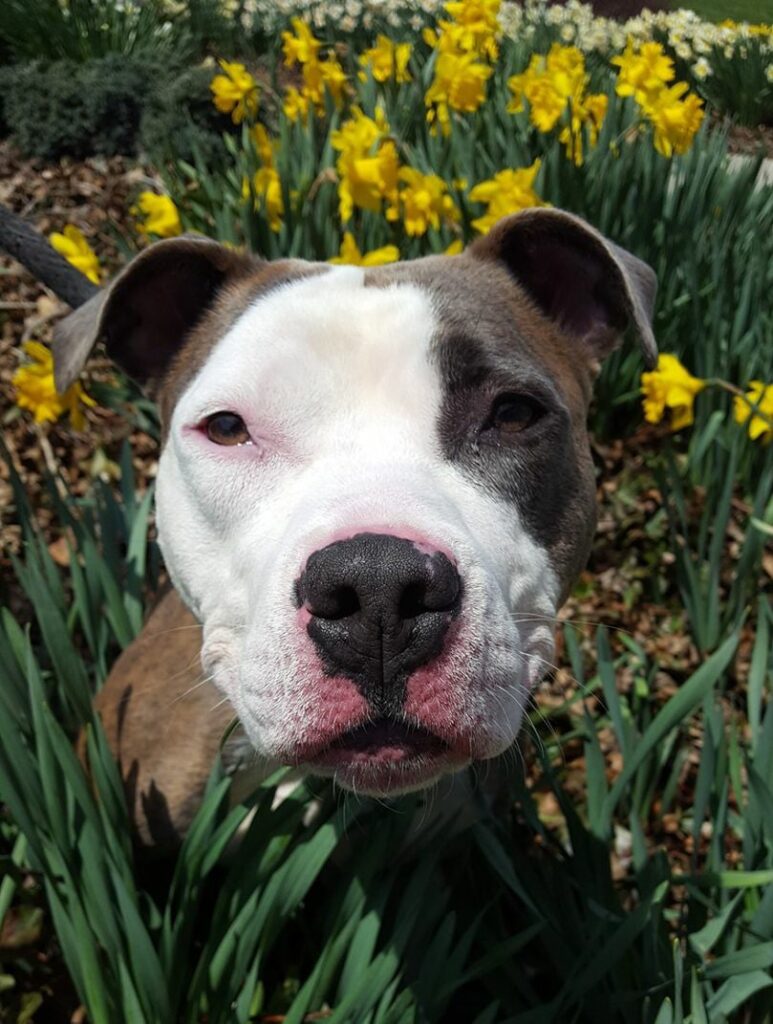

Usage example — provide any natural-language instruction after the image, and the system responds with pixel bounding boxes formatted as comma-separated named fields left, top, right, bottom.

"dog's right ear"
left=53, top=236, right=259, bottom=394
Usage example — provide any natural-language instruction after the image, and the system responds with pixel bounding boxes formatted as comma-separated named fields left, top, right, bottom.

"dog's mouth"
left=326, top=718, right=448, bottom=761
left=301, top=718, right=453, bottom=789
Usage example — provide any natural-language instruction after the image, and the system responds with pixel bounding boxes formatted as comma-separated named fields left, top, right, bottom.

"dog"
left=54, top=208, right=656, bottom=847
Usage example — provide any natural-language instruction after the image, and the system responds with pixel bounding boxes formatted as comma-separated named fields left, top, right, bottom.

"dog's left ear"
left=53, top=236, right=259, bottom=393
left=468, top=208, right=657, bottom=368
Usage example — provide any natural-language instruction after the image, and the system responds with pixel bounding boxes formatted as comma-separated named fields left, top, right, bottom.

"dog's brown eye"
left=206, top=412, right=250, bottom=446
left=489, top=394, right=544, bottom=435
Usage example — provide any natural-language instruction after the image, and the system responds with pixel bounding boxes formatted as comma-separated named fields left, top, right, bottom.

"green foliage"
left=139, top=65, right=239, bottom=169
left=1, top=446, right=772, bottom=1021
left=669, top=36, right=773, bottom=127
left=179, top=0, right=252, bottom=60
left=4, top=53, right=243, bottom=163
left=0, top=0, right=191, bottom=63
left=4, top=56, right=154, bottom=161
left=655, top=421, right=773, bottom=653
left=0, top=64, right=14, bottom=140
left=674, top=0, right=773, bottom=24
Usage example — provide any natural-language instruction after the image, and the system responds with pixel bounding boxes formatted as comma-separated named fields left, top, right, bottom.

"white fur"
left=155, top=267, right=559, bottom=785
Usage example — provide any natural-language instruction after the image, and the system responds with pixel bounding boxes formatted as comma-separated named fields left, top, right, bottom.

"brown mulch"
left=725, top=121, right=773, bottom=156
left=0, top=142, right=162, bottom=578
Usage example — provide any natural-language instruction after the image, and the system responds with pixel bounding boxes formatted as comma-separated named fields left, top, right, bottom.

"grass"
left=672, top=0, right=773, bottom=23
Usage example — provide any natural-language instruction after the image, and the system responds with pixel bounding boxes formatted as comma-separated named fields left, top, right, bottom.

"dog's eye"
left=205, top=412, right=251, bottom=446
left=488, top=393, right=545, bottom=436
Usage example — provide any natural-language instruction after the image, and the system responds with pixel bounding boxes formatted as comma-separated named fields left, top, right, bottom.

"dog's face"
left=55, top=210, right=656, bottom=795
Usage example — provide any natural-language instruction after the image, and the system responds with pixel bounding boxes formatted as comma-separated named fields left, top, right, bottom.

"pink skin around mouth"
left=288, top=620, right=473, bottom=776
left=282, top=629, right=470, bottom=788
left=403, top=618, right=475, bottom=744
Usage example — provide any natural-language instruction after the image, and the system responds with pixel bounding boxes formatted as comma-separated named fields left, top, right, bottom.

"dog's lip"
left=299, top=718, right=450, bottom=767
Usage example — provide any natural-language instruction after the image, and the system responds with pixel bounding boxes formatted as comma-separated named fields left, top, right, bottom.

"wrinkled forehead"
left=166, top=256, right=577, bottom=427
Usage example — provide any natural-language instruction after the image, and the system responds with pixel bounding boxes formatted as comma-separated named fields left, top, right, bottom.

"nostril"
left=398, top=582, right=427, bottom=619
left=399, top=563, right=461, bottom=619
left=423, top=558, right=462, bottom=613
left=307, top=584, right=360, bottom=620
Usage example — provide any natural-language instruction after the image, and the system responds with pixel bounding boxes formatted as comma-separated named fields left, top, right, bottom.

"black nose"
left=296, top=533, right=461, bottom=715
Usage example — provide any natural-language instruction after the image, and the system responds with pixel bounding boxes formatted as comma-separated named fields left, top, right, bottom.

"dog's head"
left=56, top=210, right=656, bottom=795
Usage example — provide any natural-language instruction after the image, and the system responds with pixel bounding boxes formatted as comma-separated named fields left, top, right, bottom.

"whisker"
left=209, top=694, right=235, bottom=713
left=164, top=671, right=219, bottom=709
left=509, top=610, right=636, bottom=640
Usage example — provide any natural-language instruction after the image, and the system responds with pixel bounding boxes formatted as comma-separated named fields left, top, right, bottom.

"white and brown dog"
left=55, top=209, right=656, bottom=846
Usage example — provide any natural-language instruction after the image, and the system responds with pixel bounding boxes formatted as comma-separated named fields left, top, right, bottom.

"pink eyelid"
left=182, top=415, right=289, bottom=456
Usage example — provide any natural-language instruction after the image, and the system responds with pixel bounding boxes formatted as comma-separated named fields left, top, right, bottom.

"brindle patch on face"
left=364, top=254, right=599, bottom=604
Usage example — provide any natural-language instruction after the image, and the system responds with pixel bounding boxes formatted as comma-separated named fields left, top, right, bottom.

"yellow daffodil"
left=425, top=50, right=493, bottom=134
left=298, top=57, right=326, bottom=109
left=582, top=93, right=609, bottom=144
left=444, top=239, right=464, bottom=255
left=468, top=161, right=544, bottom=234
left=331, top=105, right=387, bottom=155
left=507, top=46, right=607, bottom=164
left=444, top=0, right=501, bottom=36
left=640, top=354, right=706, bottom=431
left=132, top=192, right=182, bottom=238
left=508, top=64, right=568, bottom=131
left=398, top=168, right=459, bottom=237
left=342, top=141, right=400, bottom=222
left=282, top=18, right=321, bottom=66
left=611, top=41, right=703, bottom=158
left=734, top=381, right=773, bottom=444
left=427, top=0, right=501, bottom=62
left=329, top=232, right=399, bottom=266
left=612, top=41, right=675, bottom=106
left=559, top=91, right=608, bottom=166
left=49, top=225, right=101, bottom=285
left=242, top=125, right=284, bottom=231
left=359, top=35, right=412, bottom=83
left=282, top=54, right=347, bottom=118
left=280, top=18, right=346, bottom=116
left=283, top=85, right=311, bottom=122
left=315, top=56, right=349, bottom=107
left=210, top=60, right=259, bottom=124
left=251, top=123, right=276, bottom=168
left=331, top=107, right=400, bottom=222
left=642, top=82, right=704, bottom=158
left=253, top=167, right=284, bottom=232
left=13, top=340, right=95, bottom=430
